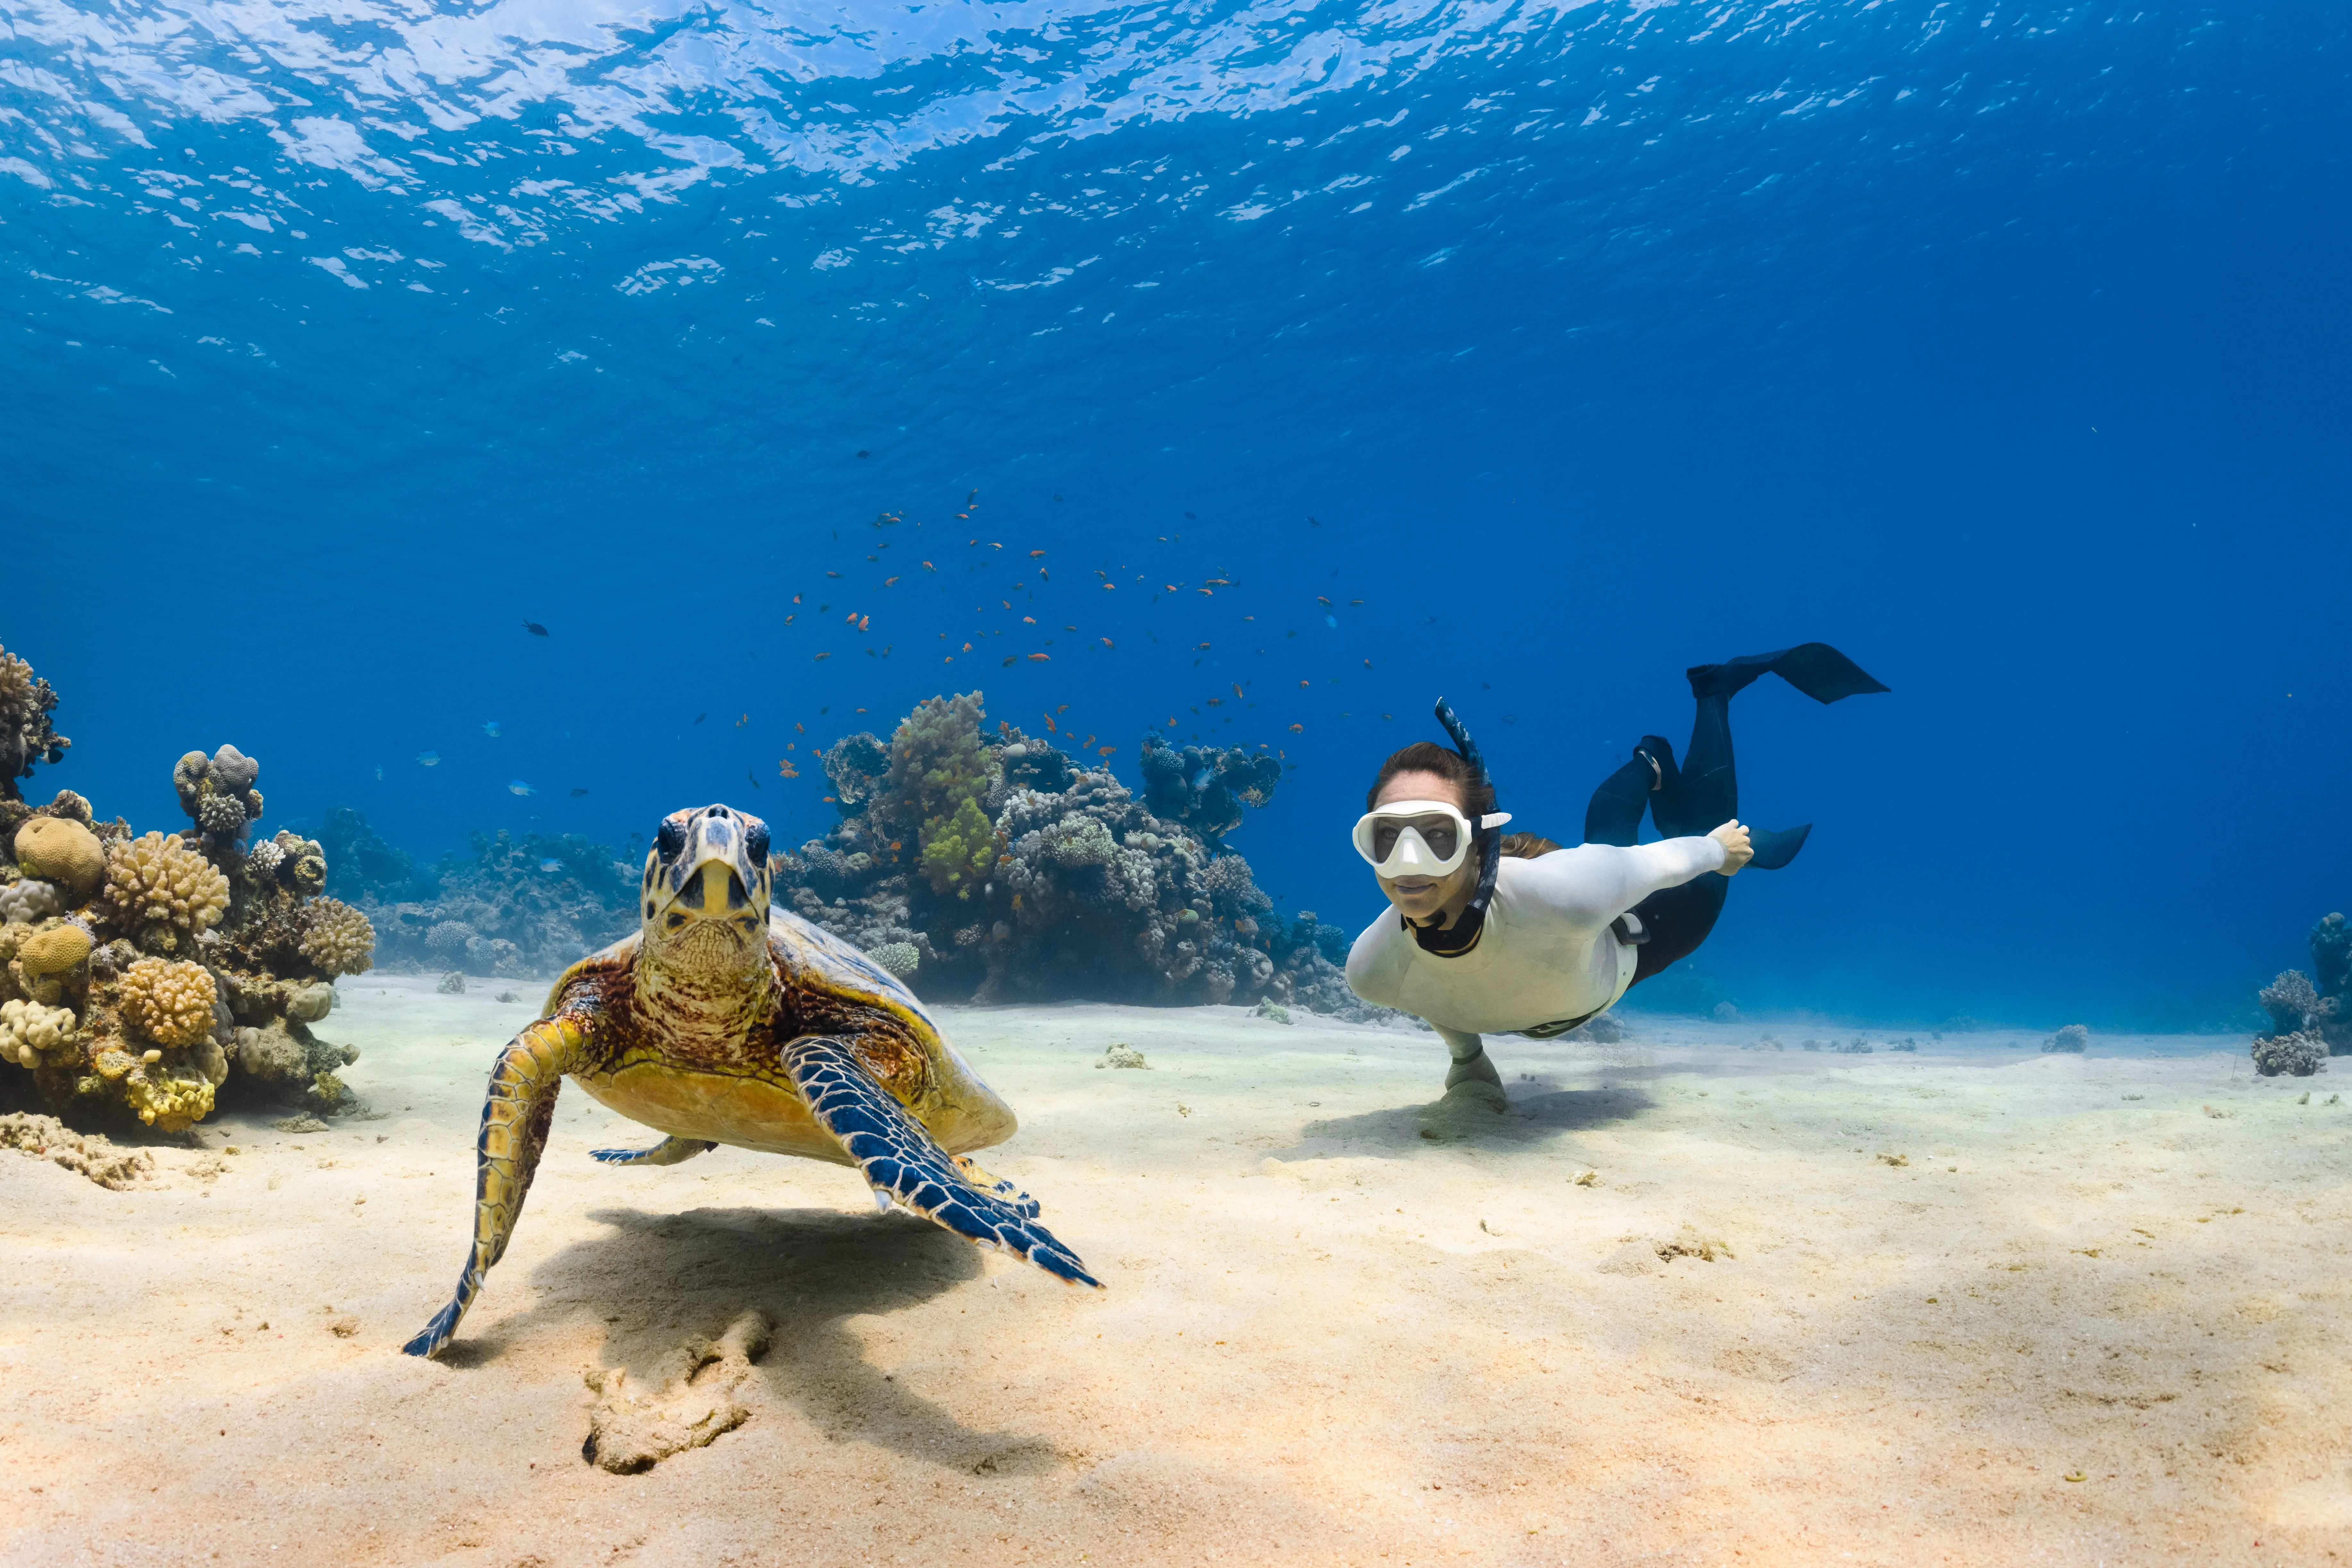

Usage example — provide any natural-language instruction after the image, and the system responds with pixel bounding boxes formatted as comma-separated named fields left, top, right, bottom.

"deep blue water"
left=4, top=0, right=2345, bottom=1028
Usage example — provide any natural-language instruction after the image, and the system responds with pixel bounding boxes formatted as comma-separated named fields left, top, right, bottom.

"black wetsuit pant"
left=1577, top=643, right=1885, bottom=988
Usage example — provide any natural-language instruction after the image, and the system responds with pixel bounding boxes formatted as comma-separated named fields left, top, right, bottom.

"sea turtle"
left=403, top=803, right=1098, bottom=1358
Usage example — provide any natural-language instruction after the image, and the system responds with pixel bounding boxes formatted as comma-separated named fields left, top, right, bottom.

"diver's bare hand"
left=1709, top=820, right=1754, bottom=875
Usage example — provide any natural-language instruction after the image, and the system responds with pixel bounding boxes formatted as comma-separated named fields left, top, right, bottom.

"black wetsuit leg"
left=1581, top=643, right=1887, bottom=988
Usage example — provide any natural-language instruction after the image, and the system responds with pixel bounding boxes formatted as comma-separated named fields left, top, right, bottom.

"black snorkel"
left=1410, top=696, right=1503, bottom=957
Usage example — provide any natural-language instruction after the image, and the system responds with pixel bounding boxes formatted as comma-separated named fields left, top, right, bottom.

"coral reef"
left=2041, top=1024, right=2089, bottom=1054
left=774, top=690, right=1387, bottom=1018
left=2253, top=1030, right=2326, bottom=1078
left=0, top=643, right=70, bottom=802
left=357, top=826, right=636, bottom=977
left=2255, top=913, right=2352, bottom=1061
left=2, top=731, right=374, bottom=1131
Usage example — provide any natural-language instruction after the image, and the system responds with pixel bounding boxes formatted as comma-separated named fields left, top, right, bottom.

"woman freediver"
left=1343, top=643, right=1888, bottom=1106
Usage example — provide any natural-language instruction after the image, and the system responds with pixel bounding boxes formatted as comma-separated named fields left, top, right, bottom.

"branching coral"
left=15, top=817, right=105, bottom=899
left=878, top=693, right=1004, bottom=898
left=0, top=644, right=70, bottom=802
left=118, top=958, right=219, bottom=1047
left=103, top=832, right=231, bottom=947
left=918, top=796, right=999, bottom=896
left=296, top=897, right=375, bottom=977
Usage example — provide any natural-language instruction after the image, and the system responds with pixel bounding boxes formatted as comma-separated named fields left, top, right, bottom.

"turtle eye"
left=656, top=820, right=687, bottom=859
left=744, top=822, right=769, bottom=865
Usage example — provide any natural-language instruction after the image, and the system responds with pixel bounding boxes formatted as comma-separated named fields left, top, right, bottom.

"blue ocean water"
left=4, top=0, right=2344, bottom=1028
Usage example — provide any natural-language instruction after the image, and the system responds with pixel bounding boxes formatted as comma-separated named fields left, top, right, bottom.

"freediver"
left=1343, top=643, right=1888, bottom=1106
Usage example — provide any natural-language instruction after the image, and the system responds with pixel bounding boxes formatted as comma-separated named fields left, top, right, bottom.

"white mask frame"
left=1351, top=800, right=1514, bottom=880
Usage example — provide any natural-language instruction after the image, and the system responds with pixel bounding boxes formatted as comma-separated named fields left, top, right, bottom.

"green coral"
left=878, top=692, right=1005, bottom=897
left=919, top=796, right=999, bottom=896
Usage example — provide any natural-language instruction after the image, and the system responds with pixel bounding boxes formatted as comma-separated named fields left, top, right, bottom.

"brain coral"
left=16, top=922, right=92, bottom=978
left=15, top=817, right=104, bottom=897
left=0, top=997, right=75, bottom=1067
left=297, top=898, right=375, bottom=977
left=0, top=879, right=59, bottom=924
left=104, top=832, right=231, bottom=935
left=119, top=957, right=219, bottom=1047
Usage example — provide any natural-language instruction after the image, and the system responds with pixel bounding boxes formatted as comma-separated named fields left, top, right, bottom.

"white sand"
left=3, top=976, right=2347, bottom=1566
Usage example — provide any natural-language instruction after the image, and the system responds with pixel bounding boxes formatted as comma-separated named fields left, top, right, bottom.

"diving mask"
left=1351, top=800, right=1513, bottom=880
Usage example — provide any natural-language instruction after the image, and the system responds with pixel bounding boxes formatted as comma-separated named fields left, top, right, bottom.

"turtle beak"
left=642, top=805, right=773, bottom=942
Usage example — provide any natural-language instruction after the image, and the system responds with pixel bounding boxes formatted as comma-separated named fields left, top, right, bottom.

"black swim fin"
left=1745, top=823, right=1811, bottom=871
left=1687, top=643, right=1889, bottom=705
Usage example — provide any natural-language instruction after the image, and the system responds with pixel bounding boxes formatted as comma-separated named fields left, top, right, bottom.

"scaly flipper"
left=590, top=1135, right=718, bottom=1167
left=784, top=1035, right=1099, bottom=1287
left=403, top=1016, right=590, bottom=1358
left=951, top=1153, right=1042, bottom=1220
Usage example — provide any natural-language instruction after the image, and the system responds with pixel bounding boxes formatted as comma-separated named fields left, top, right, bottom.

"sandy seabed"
left=3, top=975, right=2348, bottom=1568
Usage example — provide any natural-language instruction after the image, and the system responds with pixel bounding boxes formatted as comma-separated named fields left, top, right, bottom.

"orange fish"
left=814, top=652, right=832, bottom=662
left=1195, top=642, right=1211, bottom=651
left=859, top=616, right=870, bottom=631
left=1027, top=653, right=1050, bottom=662
left=1044, top=715, right=1057, bottom=732
left=1231, top=683, right=1244, bottom=700
left=1288, top=723, right=1304, bottom=732
left=777, top=759, right=801, bottom=779
left=1102, top=582, right=1116, bottom=590
left=884, top=575, right=899, bottom=586
left=1097, top=745, right=1114, bottom=757
left=1100, top=637, right=1114, bottom=649
left=792, top=593, right=802, bottom=603
left=1029, top=549, right=1046, bottom=558
left=922, top=561, right=936, bottom=571
left=826, top=570, right=842, bottom=578
left=1022, top=616, right=1036, bottom=625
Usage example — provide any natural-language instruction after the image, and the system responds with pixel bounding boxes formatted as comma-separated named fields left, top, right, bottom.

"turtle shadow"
left=1279, top=1084, right=1657, bottom=1157
left=467, top=1204, right=1063, bottom=1475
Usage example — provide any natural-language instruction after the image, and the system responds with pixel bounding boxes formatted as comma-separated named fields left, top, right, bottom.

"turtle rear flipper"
left=591, top=1136, right=719, bottom=1168
left=785, top=1036, right=1100, bottom=1288
left=950, top=1153, right=1042, bottom=1220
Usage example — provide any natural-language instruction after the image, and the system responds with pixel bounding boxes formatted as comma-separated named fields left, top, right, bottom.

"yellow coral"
left=123, top=1066, right=215, bottom=1131
left=16, top=923, right=91, bottom=979
left=119, top=957, right=218, bottom=1047
left=297, top=897, right=375, bottom=977
left=104, top=832, right=230, bottom=935
left=0, top=997, right=75, bottom=1068
left=919, top=796, right=1000, bottom=895
left=15, top=817, right=104, bottom=897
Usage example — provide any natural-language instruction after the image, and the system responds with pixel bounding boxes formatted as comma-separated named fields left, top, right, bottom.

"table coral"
left=102, top=832, right=231, bottom=947
left=118, top=958, right=218, bottom=1047
left=15, top=816, right=105, bottom=898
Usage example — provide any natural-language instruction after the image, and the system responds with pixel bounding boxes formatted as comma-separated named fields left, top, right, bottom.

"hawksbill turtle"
left=403, top=803, right=1098, bottom=1358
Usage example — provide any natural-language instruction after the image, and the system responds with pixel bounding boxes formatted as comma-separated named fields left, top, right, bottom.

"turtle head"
left=640, top=804, right=773, bottom=975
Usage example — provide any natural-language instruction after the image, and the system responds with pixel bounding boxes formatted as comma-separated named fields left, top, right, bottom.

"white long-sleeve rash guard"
left=1344, top=836, right=1727, bottom=1038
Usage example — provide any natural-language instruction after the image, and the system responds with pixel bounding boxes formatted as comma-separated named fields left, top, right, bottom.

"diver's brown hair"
left=1366, top=742, right=1496, bottom=818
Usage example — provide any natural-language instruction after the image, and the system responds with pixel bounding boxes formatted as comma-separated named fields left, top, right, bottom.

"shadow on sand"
left=444, top=1203, right=1063, bottom=1475
left=1279, top=1081, right=1658, bottom=1158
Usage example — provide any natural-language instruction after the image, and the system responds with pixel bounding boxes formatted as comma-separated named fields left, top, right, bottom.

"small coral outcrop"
left=2253, top=1030, right=2326, bottom=1078
left=174, top=745, right=265, bottom=844
left=2254, top=912, right=2352, bottom=1068
left=2, top=713, right=371, bottom=1131
left=0, top=643, right=70, bottom=802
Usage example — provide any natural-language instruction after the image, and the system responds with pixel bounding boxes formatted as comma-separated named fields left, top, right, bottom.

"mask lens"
left=1410, top=815, right=1459, bottom=861
left=1370, top=818, right=1407, bottom=860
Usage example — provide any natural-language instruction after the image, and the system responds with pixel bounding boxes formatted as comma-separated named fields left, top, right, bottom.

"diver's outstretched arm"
left=402, top=1015, right=590, bottom=1358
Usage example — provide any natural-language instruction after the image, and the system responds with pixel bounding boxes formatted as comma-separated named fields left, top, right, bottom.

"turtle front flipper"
left=783, top=1035, right=1101, bottom=1288
left=403, top=1015, right=591, bottom=1358
left=590, top=1135, right=718, bottom=1168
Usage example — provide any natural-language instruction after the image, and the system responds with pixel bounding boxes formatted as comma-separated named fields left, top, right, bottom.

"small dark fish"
left=747, top=766, right=762, bottom=790
left=523, top=621, right=550, bottom=637
left=1184, top=511, right=1197, bottom=519
left=693, top=712, right=707, bottom=725
left=569, top=787, right=589, bottom=797
left=857, top=449, right=871, bottom=458
left=1309, top=516, right=1321, bottom=527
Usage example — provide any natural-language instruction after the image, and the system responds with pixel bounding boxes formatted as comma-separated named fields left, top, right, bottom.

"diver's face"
left=1370, top=770, right=1480, bottom=923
